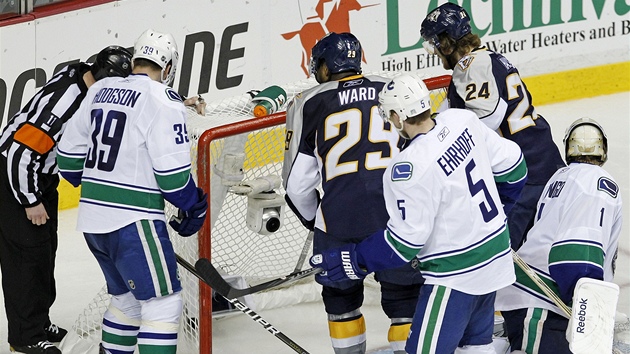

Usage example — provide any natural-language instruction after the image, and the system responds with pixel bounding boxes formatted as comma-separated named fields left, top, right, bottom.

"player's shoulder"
left=570, top=163, right=619, bottom=199
left=435, top=108, right=479, bottom=126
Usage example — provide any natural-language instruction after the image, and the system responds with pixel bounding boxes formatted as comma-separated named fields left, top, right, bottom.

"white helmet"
left=563, top=117, right=608, bottom=164
left=132, top=29, right=179, bottom=85
left=378, top=73, right=431, bottom=132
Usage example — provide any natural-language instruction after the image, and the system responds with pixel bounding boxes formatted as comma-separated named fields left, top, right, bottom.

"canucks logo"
left=165, top=88, right=183, bottom=102
left=598, top=177, right=618, bottom=198
left=392, top=162, right=413, bottom=181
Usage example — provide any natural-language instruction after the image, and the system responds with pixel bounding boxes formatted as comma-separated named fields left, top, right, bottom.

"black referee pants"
left=0, top=156, right=58, bottom=346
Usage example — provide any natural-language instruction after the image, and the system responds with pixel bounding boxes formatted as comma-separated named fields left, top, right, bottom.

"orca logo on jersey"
left=392, top=162, right=413, bottom=181
left=166, top=88, right=183, bottom=102
left=598, top=177, right=618, bottom=198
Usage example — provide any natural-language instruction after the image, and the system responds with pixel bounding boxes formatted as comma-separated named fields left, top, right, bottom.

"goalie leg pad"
left=502, top=308, right=572, bottom=354
left=101, top=292, right=141, bottom=354
left=137, top=292, right=182, bottom=354
left=327, top=310, right=366, bottom=354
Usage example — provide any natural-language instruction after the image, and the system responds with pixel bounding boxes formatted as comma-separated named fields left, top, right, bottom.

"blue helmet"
left=310, top=32, right=362, bottom=76
left=421, top=3, right=472, bottom=50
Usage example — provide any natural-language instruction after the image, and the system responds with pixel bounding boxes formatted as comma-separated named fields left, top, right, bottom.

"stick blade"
left=194, top=258, right=234, bottom=298
left=567, top=278, right=619, bottom=354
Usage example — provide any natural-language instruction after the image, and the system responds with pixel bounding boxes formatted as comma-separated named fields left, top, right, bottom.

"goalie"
left=495, top=118, right=623, bottom=353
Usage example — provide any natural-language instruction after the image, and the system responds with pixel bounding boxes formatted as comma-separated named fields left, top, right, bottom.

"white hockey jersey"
left=382, top=109, right=526, bottom=295
left=495, top=163, right=622, bottom=316
left=57, top=74, right=196, bottom=233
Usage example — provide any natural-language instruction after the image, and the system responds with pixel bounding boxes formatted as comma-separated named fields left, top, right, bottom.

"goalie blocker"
left=567, top=278, right=619, bottom=354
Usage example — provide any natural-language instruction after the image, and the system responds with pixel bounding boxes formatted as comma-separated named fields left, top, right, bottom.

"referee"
left=0, top=45, right=132, bottom=354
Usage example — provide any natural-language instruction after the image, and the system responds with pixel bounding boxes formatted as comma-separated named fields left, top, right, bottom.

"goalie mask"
left=378, top=73, right=431, bottom=137
left=421, top=3, right=471, bottom=55
left=90, top=45, right=132, bottom=81
left=310, top=32, right=362, bottom=77
left=563, top=117, right=608, bottom=164
left=132, top=29, right=179, bottom=85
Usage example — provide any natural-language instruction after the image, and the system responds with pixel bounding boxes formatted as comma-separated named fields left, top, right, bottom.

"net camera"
left=246, top=191, right=285, bottom=235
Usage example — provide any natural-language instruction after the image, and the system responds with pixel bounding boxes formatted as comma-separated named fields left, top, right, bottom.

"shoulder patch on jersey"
left=498, top=56, right=515, bottom=70
left=165, top=88, right=183, bottom=102
left=597, top=177, right=618, bottom=198
left=391, top=162, right=413, bottom=181
left=457, top=55, right=474, bottom=71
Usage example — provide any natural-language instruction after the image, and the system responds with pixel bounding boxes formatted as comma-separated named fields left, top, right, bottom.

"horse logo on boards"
left=282, top=0, right=379, bottom=77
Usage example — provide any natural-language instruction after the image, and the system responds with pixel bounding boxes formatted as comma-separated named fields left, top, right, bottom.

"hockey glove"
left=309, top=243, right=368, bottom=282
left=169, top=187, right=208, bottom=237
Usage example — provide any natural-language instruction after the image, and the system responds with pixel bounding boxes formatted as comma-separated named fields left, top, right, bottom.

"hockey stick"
left=511, top=250, right=572, bottom=316
left=175, top=254, right=311, bottom=354
left=294, top=230, right=314, bottom=273
left=194, top=258, right=322, bottom=299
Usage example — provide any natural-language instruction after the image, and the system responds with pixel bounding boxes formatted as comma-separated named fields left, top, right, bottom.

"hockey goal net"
left=60, top=73, right=452, bottom=354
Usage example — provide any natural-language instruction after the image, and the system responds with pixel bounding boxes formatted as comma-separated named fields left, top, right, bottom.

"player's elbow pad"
left=355, top=230, right=408, bottom=273
left=550, top=263, right=604, bottom=304
left=497, top=177, right=527, bottom=215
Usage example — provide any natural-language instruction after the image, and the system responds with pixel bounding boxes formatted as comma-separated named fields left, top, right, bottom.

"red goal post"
left=61, top=73, right=451, bottom=354
left=189, top=74, right=451, bottom=353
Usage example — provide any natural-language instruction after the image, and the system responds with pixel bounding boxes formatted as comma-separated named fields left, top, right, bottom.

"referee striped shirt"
left=0, top=63, right=90, bottom=206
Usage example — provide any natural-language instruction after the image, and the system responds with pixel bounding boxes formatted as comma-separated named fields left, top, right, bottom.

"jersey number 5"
left=465, top=159, right=499, bottom=222
left=85, top=109, right=126, bottom=172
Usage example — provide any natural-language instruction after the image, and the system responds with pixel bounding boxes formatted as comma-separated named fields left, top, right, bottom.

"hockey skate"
left=10, top=340, right=61, bottom=354
left=44, top=323, right=67, bottom=343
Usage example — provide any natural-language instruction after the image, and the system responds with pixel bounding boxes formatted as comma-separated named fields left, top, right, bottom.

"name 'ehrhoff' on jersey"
left=437, top=127, right=476, bottom=176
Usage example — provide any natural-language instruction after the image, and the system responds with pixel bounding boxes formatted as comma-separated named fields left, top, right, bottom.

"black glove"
left=169, top=187, right=208, bottom=237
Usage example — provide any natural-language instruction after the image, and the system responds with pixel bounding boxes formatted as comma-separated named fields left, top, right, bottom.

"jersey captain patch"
left=598, top=177, right=618, bottom=198
left=392, top=162, right=413, bottom=181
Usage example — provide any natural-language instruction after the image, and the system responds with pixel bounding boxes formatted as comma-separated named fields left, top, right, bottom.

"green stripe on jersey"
left=549, top=243, right=604, bottom=267
left=514, top=264, right=563, bottom=302
left=140, top=220, right=170, bottom=296
left=57, top=155, right=85, bottom=171
left=154, top=169, right=191, bottom=191
left=420, top=228, right=510, bottom=274
left=386, top=230, right=421, bottom=261
left=494, top=158, right=527, bottom=183
left=81, top=181, right=165, bottom=211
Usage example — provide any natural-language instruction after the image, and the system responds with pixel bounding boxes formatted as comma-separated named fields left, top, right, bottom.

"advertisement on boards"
left=0, top=0, right=629, bottom=128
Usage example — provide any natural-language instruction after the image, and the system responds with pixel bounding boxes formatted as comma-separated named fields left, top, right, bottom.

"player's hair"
left=90, top=45, right=133, bottom=81
left=133, top=57, right=163, bottom=72
left=436, top=32, right=481, bottom=57
left=310, top=32, right=362, bottom=76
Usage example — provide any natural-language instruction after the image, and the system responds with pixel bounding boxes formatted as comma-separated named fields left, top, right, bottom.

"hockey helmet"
left=90, top=45, right=133, bottom=81
left=563, top=117, right=608, bottom=164
left=421, top=3, right=472, bottom=54
left=309, top=32, right=362, bottom=76
left=378, top=73, right=431, bottom=132
left=132, top=29, right=179, bottom=85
